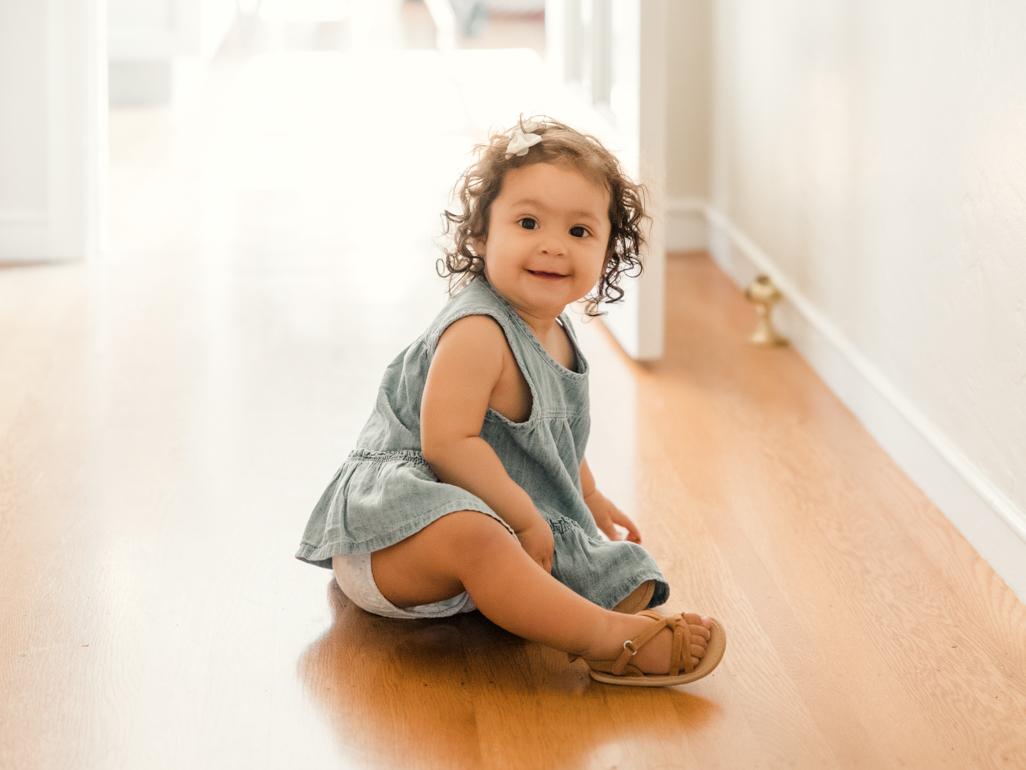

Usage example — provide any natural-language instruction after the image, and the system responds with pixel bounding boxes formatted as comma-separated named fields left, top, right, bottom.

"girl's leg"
left=367, top=511, right=712, bottom=674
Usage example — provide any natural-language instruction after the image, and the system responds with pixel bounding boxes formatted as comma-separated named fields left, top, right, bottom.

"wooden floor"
left=3, top=38, right=1026, bottom=770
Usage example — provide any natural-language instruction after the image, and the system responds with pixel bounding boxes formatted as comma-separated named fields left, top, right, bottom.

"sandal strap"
left=610, top=610, right=669, bottom=676
left=668, top=616, right=694, bottom=676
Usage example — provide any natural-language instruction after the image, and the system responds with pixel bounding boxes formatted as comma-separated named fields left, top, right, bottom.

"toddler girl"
left=297, top=118, right=726, bottom=686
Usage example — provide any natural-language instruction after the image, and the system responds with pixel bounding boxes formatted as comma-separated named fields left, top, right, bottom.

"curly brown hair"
left=439, top=116, right=647, bottom=316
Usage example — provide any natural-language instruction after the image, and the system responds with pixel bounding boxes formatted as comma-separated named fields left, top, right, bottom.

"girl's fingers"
left=613, top=510, right=642, bottom=543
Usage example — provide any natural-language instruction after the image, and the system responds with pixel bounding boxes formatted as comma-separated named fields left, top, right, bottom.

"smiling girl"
left=296, top=118, right=726, bottom=686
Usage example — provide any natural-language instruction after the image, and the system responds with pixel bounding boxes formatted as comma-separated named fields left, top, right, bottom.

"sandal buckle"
left=623, top=640, right=638, bottom=656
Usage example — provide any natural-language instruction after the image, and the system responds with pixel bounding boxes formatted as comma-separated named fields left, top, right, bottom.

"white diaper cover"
left=332, top=552, right=478, bottom=619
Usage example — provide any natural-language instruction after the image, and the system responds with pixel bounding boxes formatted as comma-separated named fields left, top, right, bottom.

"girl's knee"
left=371, top=511, right=519, bottom=589
left=436, top=511, right=517, bottom=560
left=439, top=510, right=513, bottom=539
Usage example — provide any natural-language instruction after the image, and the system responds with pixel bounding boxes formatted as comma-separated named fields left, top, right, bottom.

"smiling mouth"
left=527, top=270, right=568, bottom=280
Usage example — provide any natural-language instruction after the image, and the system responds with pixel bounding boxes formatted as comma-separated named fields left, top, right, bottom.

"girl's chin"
left=509, top=292, right=581, bottom=314
left=490, top=277, right=586, bottom=309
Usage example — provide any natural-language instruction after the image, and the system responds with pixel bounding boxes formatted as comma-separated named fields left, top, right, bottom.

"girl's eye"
left=519, top=218, right=538, bottom=230
left=570, top=226, right=589, bottom=238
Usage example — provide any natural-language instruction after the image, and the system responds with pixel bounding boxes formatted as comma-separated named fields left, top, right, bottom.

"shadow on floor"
left=298, top=579, right=721, bottom=767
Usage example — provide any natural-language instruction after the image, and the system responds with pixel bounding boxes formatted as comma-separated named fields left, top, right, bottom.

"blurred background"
left=1, top=0, right=691, bottom=355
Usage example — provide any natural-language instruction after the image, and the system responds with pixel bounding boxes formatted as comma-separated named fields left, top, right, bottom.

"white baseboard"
left=0, top=210, right=50, bottom=261
left=696, top=204, right=1026, bottom=604
left=665, top=197, right=709, bottom=252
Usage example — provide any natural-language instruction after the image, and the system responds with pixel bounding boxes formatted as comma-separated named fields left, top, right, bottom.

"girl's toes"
left=690, top=623, right=711, bottom=642
left=682, top=612, right=714, bottom=631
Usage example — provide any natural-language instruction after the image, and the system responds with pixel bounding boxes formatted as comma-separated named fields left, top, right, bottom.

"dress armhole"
left=429, top=309, right=538, bottom=426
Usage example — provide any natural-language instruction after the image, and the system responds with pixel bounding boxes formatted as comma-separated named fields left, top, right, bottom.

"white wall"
left=666, top=0, right=711, bottom=201
left=0, top=0, right=106, bottom=262
left=664, top=0, right=712, bottom=251
left=686, top=0, right=1026, bottom=598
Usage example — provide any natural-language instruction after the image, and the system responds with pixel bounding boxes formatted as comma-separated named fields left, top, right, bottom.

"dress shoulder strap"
left=424, top=278, right=546, bottom=394
left=424, top=278, right=589, bottom=389
left=426, top=279, right=526, bottom=352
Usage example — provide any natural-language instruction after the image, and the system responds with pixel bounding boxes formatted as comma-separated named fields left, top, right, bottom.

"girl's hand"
left=585, top=489, right=642, bottom=544
left=515, top=515, right=555, bottom=573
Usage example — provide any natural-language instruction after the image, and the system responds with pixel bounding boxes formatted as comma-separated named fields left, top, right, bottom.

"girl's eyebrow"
left=510, top=198, right=601, bottom=223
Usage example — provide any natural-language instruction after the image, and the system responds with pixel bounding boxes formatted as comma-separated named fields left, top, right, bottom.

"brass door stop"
left=744, top=274, right=789, bottom=347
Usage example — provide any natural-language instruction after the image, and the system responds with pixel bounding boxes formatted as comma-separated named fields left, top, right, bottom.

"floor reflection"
left=298, top=580, right=721, bottom=768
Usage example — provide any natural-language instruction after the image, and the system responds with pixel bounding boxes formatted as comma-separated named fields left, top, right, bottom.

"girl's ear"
left=472, top=237, right=486, bottom=257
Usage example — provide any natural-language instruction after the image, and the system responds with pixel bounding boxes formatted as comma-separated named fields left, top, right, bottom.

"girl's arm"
left=580, top=458, right=642, bottom=543
left=421, top=315, right=554, bottom=572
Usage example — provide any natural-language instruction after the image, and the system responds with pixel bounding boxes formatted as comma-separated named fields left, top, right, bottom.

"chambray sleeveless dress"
left=295, top=278, right=669, bottom=611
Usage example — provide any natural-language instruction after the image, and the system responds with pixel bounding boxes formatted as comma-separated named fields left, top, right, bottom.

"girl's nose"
left=540, top=233, right=568, bottom=256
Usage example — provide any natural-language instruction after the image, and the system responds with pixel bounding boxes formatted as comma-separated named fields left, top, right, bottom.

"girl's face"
left=476, top=162, right=611, bottom=321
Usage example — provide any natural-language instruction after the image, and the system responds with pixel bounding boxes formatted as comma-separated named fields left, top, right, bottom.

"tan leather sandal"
left=612, top=580, right=655, bottom=614
left=585, top=609, right=727, bottom=687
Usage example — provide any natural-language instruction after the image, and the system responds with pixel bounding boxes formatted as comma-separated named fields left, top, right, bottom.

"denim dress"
left=295, top=278, right=669, bottom=611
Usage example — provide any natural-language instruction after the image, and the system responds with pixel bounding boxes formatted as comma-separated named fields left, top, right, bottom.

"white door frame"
left=0, top=0, right=107, bottom=263
left=547, top=0, right=666, bottom=360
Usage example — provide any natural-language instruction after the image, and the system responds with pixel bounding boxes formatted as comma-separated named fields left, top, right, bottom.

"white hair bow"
left=505, top=121, right=542, bottom=157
